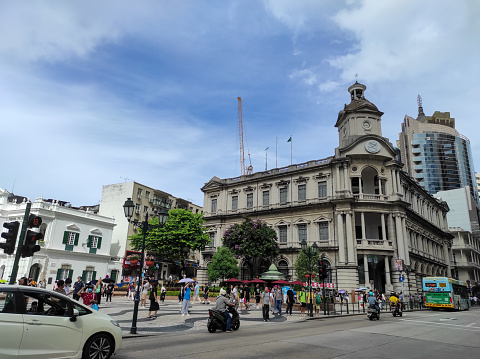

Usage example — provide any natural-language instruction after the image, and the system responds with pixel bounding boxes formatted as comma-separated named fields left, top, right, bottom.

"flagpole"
left=276, top=137, right=278, bottom=168
left=290, top=135, right=292, bottom=165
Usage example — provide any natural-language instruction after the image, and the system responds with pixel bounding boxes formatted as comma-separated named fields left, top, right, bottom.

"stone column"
left=402, top=217, right=410, bottom=266
left=391, top=169, right=397, bottom=193
left=396, top=171, right=402, bottom=196
left=363, top=254, right=370, bottom=287
left=381, top=213, right=387, bottom=240
left=343, top=163, right=350, bottom=192
left=361, top=212, right=366, bottom=239
left=443, top=243, right=451, bottom=276
left=337, top=213, right=346, bottom=264
left=385, top=256, right=392, bottom=287
left=336, top=165, right=341, bottom=191
left=345, top=212, right=355, bottom=264
left=395, top=215, right=405, bottom=261
left=378, top=178, right=382, bottom=196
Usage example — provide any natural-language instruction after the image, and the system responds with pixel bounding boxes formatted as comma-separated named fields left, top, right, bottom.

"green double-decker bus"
left=422, top=277, right=470, bottom=311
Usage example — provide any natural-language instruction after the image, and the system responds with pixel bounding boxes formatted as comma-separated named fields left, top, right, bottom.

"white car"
left=0, top=285, right=122, bottom=359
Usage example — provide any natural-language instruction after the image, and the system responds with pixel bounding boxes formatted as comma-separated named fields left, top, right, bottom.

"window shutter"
left=82, top=270, right=87, bottom=282
left=92, top=271, right=97, bottom=281
left=62, top=231, right=69, bottom=244
left=74, top=233, right=79, bottom=246
left=56, top=269, right=63, bottom=280
left=87, top=235, right=92, bottom=248
left=67, top=269, right=74, bottom=279
left=97, top=237, right=102, bottom=249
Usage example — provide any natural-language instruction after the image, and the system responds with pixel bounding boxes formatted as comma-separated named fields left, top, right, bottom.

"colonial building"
left=199, top=82, right=453, bottom=295
left=98, top=181, right=203, bottom=280
left=0, top=190, right=118, bottom=289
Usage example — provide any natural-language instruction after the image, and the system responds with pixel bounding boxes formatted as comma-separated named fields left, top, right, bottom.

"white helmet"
left=220, top=289, right=226, bottom=296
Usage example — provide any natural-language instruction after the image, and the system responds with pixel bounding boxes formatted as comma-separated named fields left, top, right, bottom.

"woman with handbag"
left=147, top=282, right=159, bottom=319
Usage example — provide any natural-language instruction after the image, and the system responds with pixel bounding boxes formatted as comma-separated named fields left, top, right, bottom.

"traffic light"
left=20, top=215, right=43, bottom=258
left=318, top=259, right=328, bottom=280
left=0, top=221, right=20, bottom=255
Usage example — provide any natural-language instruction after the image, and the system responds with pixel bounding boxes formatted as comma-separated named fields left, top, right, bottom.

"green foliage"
left=207, top=247, right=240, bottom=282
left=222, top=217, right=279, bottom=262
left=294, top=247, right=320, bottom=280
left=129, top=209, right=210, bottom=260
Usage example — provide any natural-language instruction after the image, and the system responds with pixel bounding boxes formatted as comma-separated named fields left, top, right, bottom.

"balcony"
left=356, top=239, right=394, bottom=251
left=353, top=194, right=388, bottom=201
left=202, top=246, right=216, bottom=255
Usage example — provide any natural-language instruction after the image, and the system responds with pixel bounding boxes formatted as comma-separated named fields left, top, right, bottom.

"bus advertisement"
left=422, top=277, right=470, bottom=310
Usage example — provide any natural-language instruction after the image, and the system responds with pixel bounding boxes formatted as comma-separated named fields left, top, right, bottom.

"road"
left=115, top=308, right=480, bottom=358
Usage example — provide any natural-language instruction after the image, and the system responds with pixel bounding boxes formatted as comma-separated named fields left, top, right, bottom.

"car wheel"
left=231, top=320, right=240, bottom=331
left=369, top=316, right=373, bottom=321
left=82, top=333, right=114, bottom=359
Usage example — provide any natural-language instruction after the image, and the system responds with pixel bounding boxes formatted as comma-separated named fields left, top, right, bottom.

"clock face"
left=362, top=120, right=371, bottom=130
left=365, top=140, right=381, bottom=153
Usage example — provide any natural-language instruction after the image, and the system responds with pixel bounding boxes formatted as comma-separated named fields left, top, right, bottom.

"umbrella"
left=289, top=280, right=303, bottom=285
left=224, top=278, right=242, bottom=283
left=102, top=278, right=115, bottom=283
left=354, top=287, right=368, bottom=292
left=338, top=290, right=346, bottom=294
left=90, top=280, right=98, bottom=285
left=272, top=279, right=289, bottom=285
left=178, top=278, right=195, bottom=283
left=247, top=278, right=266, bottom=284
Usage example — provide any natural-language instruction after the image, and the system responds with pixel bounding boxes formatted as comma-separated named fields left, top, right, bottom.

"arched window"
left=242, top=262, right=251, bottom=280
left=278, top=260, right=289, bottom=277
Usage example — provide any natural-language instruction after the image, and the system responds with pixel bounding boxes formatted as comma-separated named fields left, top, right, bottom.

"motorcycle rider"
left=215, top=288, right=235, bottom=332
left=390, top=292, right=402, bottom=312
left=368, top=291, right=380, bottom=313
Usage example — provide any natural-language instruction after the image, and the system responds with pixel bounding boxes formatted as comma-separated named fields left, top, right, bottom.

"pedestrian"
left=315, top=289, right=322, bottom=315
left=78, top=284, right=96, bottom=307
left=286, top=286, right=294, bottom=315
left=202, top=283, right=210, bottom=304
left=181, top=282, right=192, bottom=316
left=72, top=276, right=84, bottom=301
left=105, top=282, right=115, bottom=302
left=179, top=284, right=184, bottom=304
left=244, top=284, right=251, bottom=311
left=141, top=279, right=150, bottom=308
left=128, top=282, right=135, bottom=301
left=274, top=285, right=283, bottom=315
left=261, top=286, right=271, bottom=322
left=239, top=284, right=245, bottom=311
left=95, top=278, right=103, bottom=306
left=232, top=284, right=239, bottom=309
left=193, top=281, right=202, bottom=304
left=160, top=284, right=166, bottom=303
left=64, top=278, right=72, bottom=295
left=147, top=282, right=159, bottom=319
left=54, top=279, right=67, bottom=295
left=299, top=287, right=307, bottom=316
left=255, top=284, right=261, bottom=309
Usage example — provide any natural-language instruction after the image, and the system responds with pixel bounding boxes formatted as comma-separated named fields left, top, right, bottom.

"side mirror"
left=70, top=308, right=79, bottom=322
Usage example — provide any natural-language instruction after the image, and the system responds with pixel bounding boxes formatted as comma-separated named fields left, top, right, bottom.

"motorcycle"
left=207, top=305, right=240, bottom=333
left=391, top=303, right=402, bottom=317
left=367, top=304, right=380, bottom=321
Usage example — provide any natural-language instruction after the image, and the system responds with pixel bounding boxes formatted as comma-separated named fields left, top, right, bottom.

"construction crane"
left=237, top=97, right=253, bottom=176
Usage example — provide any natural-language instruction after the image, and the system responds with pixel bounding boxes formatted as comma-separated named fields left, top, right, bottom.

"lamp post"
left=301, top=239, right=318, bottom=317
left=123, top=198, right=168, bottom=335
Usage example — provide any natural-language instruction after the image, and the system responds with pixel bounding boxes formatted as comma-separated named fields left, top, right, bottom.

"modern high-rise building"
left=398, top=97, right=479, bottom=204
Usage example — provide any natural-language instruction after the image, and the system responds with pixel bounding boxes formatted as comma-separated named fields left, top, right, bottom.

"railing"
left=356, top=239, right=393, bottom=249
left=353, top=194, right=388, bottom=201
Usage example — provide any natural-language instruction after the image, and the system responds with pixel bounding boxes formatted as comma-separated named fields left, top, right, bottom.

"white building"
left=0, top=189, right=119, bottom=289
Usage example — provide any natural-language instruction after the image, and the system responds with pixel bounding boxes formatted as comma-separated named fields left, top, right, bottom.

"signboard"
left=399, top=276, right=404, bottom=282
left=303, top=282, right=335, bottom=288
left=425, top=292, right=450, bottom=305
left=395, top=259, right=404, bottom=271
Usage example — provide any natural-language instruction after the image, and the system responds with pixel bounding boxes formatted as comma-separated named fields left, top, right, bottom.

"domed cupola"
left=335, top=82, right=384, bottom=149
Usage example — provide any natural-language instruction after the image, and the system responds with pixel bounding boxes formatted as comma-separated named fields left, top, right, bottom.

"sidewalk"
left=98, top=296, right=309, bottom=337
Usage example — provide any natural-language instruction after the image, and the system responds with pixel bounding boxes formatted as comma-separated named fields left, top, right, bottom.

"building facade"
left=398, top=99, right=479, bottom=204
left=0, top=190, right=118, bottom=289
left=434, top=187, right=480, bottom=285
left=98, top=181, right=203, bottom=280
left=199, top=82, right=453, bottom=295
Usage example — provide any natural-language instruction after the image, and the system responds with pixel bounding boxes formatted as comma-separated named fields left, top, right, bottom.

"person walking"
left=72, top=276, right=84, bottom=301
left=128, top=282, right=135, bottom=301
left=261, top=286, right=271, bottom=322
left=244, top=284, right=251, bottom=311
left=160, top=284, right=166, bottom=304
left=202, top=283, right=210, bottom=304
left=286, top=286, right=294, bottom=315
left=299, top=287, right=307, bottom=316
left=239, top=284, right=244, bottom=311
left=105, top=282, right=114, bottom=302
left=147, top=282, right=159, bottom=319
left=181, top=282, right=192, bottom=316
left=255, top=284, right=261, bottom=309
left=94, top=278, right=103, bottom=306
left=193, top=281, right=202, bottom=304
left=141, top=279, right=150, bottom=308
left=274, top=285, right=283, bottom=315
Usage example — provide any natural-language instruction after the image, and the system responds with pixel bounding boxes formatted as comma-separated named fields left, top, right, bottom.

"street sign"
left=399, top=276, right=404, bottom=282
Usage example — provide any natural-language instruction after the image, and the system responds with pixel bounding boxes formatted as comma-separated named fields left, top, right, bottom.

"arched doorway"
left=28, top=263, right=42, bottom=282
left=242, top=262, right=251, bottom=280
left=277, top=260, right=289, bottom=278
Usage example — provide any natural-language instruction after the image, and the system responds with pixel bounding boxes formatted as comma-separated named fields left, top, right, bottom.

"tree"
left=207, top=247, right=240, bottom=282
left=129, top=208, right=210, bottom=261
left=222, top=217, right=279, bottom=279
left=294, top=247, right=320, bottom=281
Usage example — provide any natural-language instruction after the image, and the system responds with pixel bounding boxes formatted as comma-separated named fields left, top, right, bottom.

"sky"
left=1, top=0, right=480, bottom=208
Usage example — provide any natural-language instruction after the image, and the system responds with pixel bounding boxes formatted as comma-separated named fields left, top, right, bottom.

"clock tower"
left=335, top=82, right=384, bottom=149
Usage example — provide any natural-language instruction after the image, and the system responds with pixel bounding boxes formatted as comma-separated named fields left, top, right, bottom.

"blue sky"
left=1, top=0, right=479, bottom=207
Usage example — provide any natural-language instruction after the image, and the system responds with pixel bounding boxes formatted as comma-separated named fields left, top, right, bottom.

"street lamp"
left=301, top=239, right=318, bottom=317
left=123, top=198, right=169, bottom=335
